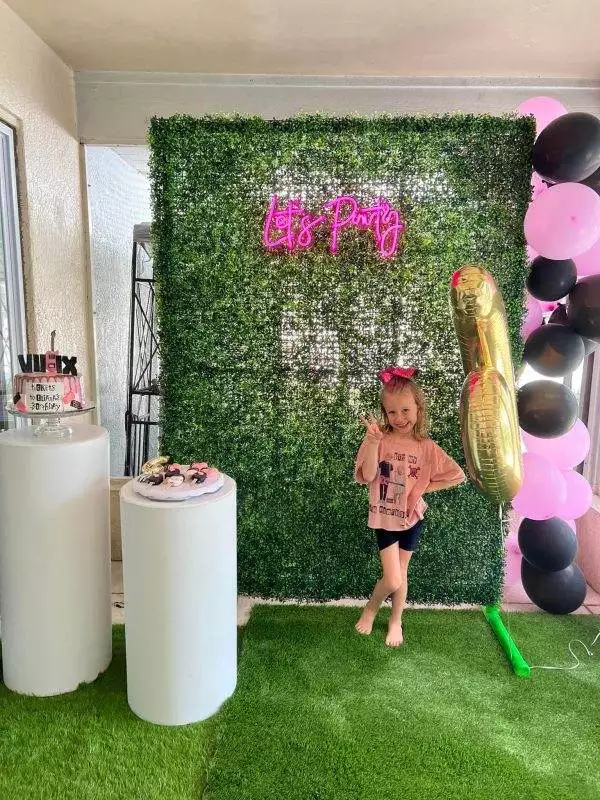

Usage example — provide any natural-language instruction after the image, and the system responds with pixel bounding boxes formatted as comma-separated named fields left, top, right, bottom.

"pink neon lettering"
left=263, top=195, right=304, bottom=250
left=262, top=195, right=405, bottom=258
left=324, top=195, right=358, bottom=254
left=297, top=212, right=327, bottom=249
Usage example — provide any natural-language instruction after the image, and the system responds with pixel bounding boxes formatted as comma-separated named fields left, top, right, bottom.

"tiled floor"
left=110, top=561, right=600, bottom=625
left=502, top=579, right=600, bottom=614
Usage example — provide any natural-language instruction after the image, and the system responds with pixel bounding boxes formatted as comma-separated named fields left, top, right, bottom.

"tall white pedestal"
left=0, top=424, right=112, bottom=696
left=120, top=476, right=237, bottom=726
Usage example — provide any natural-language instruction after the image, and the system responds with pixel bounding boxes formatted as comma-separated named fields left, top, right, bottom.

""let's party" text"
left=262, top=194, right=405, bottom=259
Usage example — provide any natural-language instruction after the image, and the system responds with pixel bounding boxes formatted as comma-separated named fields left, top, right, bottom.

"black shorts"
left=374, top=520, right=423, bottom=552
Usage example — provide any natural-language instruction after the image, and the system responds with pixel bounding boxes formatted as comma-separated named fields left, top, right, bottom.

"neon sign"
left=262, top=194, right=405, bottom=259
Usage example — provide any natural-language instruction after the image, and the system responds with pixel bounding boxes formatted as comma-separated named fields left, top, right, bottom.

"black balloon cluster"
left=518, top=518, right=586, bottom=614
left=518, top=111, right=600, bottom=613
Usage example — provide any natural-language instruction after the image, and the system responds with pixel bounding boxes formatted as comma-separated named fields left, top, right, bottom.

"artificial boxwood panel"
left=148, top=114, right=534, bottom=603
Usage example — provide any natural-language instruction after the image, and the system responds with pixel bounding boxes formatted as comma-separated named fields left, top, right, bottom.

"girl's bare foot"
left=355, top=606, right=377, bottom=635
left=386, top=620, right=403, bottom=647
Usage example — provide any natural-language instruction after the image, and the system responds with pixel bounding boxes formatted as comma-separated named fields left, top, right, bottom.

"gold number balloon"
left=450, top=265, right=523, bottom=503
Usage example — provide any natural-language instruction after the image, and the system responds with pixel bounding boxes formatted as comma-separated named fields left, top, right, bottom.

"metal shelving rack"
left=124, top=223, right=161, bottom=476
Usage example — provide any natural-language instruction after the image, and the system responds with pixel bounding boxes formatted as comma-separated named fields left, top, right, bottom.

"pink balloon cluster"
left=512, top=421, right=592, bottom=522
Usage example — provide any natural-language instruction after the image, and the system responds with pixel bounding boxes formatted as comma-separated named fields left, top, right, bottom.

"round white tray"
left=133, top=469, right=224, bottom=502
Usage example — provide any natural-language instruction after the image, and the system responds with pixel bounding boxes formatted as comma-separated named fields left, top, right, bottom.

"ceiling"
left=5, top=0, right=600, bottom=78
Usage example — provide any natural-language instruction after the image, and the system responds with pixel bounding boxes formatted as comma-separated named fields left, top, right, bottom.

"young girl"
left=354, top=366, right=466, bottom=647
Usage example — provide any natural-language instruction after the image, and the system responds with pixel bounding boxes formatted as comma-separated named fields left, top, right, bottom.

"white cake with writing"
left=12, top=332, right=85, bottom=414
left=13, top=373, right=85, bottom=414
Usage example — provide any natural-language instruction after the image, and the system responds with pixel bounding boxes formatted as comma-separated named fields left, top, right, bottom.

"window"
left=0, top=121, right=26, bottom=430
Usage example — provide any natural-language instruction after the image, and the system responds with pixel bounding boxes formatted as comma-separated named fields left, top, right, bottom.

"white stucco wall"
left=0, top=1, right=92, bottom=395
left=86, top=146, right=151, bottom=475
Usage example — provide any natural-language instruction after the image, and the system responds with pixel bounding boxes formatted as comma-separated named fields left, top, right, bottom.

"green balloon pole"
left=483, top=604, right=531, bottom=678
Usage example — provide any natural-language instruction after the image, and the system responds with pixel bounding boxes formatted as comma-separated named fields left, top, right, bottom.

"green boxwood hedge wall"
left=148, top=114, right=534, bottom=603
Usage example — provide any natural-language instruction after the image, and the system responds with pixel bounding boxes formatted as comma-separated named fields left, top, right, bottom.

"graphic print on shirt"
left=378, top=458, right=406, bottom=504
left=379, top=460, right=393, bottom=501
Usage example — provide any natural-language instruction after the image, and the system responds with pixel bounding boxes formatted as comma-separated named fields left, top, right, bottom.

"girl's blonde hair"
left=379, top=377, right=429, bottom=441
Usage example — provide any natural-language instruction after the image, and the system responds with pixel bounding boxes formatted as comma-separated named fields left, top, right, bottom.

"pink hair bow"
left=378, top=365, right=417, bottom=384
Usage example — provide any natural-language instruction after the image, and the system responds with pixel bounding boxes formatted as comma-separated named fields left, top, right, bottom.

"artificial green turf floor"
left=0, top=626, right=215, bottom=800
left=1, top=610, right=599, bottom=800
left=204, top=607, right=600, bottom=800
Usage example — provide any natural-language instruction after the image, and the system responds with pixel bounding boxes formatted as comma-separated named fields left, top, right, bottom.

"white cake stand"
left=6, top=402, right=96, bottom=438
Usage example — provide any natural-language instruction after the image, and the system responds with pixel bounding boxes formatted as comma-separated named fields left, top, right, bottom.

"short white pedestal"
left=120, top=476, right=237, bottom=726
left=0, top=424, right=112, bottom=696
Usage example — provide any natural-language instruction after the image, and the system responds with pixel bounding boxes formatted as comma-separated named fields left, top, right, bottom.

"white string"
left=530, top=631, right=600, bottom=672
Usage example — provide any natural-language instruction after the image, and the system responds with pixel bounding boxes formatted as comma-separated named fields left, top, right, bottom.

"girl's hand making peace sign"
left=360, top=413, right=383, bottom=441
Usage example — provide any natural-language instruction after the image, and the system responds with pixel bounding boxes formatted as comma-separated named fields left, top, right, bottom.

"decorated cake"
left=12, top=331, right=85, bottom=414
left=134, top=457, right=224, bottom=501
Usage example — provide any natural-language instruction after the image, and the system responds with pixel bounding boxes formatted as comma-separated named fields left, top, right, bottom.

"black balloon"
left=521, top=560, right=586, bottom=614
left=567, top=274, right=600, bottom=341
left=546, top=303, right=597, bottom=354
left=518, top=517, right=577, bottom=572
left=527, top=257, right=577, bottom=301
left=523, top=324, right=584, bottom=377
left=532, top=112, right=600, bottom=183
left=548, top=303, right=569, bottom=325
left=517, top=380, right=578, bottom=438
left=582, top=165, right=600, bottom=191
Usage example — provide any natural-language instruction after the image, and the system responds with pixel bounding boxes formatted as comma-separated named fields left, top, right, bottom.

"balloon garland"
left=516, top=99, right=600, bottom=615
left=452, top=101, right=600, bottom=619
left=448, top=101, right=600, bottom=678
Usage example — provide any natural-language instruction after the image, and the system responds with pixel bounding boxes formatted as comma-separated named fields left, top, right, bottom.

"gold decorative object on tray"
left=142, top=456, right=172, bottom=474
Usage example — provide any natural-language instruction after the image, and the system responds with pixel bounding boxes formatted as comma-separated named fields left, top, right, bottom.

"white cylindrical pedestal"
left=0, top=424, right=112, bottom=695
left=120, top=476, right=237, bottom=726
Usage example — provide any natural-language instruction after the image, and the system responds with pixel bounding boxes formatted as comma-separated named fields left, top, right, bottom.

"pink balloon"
left=522, top=420, right=590, bottom=469
left=531, top=172, right=548, bottom=202
left=517, top=96, right=568, bottom=136
left=507, top=507, right=522, bottom=537
left=555, top=470, right=592, bottom=519
left=574, top=236, right=600, bottom=277
left=512, top=452, right=567, bottom=520
left=524, top=183, right=600, bottom=259
left=521, top=293, right=543, bottom=339
left=526, top=244, right=538, bottom=263
left=540, top=300, right=559, bottom=313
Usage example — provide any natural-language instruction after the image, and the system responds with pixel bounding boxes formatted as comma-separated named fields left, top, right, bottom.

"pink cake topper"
left=262, top=194, right=405, bottom=259
left=45, top=330, right=58, bottom=374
